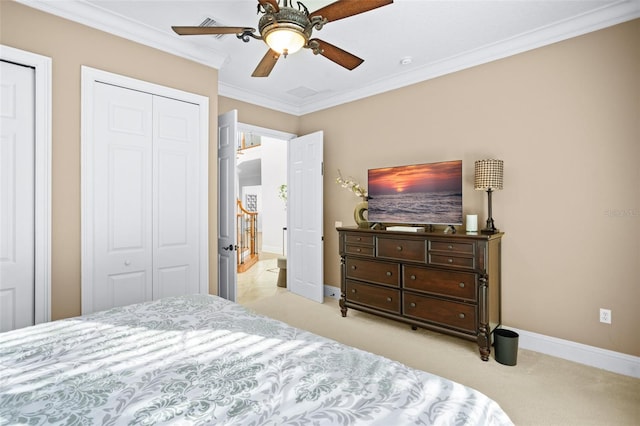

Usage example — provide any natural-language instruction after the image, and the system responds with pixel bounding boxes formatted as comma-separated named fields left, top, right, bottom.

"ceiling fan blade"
left=258, top=0, right=279, bottom=13
left=309, top=0, right=393, bottom=23
left=172, top=26, right=254, bottom=36
left=309, top=39, right=363, bottom=70
left=252, top=49, right=281, bottom=77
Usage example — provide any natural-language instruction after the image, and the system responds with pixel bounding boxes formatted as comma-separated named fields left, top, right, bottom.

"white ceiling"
left=17, top=0, right=640, bottom=115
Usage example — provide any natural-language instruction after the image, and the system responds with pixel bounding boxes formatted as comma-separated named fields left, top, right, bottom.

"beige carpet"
left=243, top=291, right=640, bottom=425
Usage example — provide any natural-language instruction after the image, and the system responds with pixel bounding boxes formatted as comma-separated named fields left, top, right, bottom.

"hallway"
left=237, top=252, right=287, bottom=304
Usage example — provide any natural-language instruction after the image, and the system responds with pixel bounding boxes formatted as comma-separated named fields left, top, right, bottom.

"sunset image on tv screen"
left=368, top=160, right=463, bottom=225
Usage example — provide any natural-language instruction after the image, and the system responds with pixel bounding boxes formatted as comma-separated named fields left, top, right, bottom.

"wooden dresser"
left=337, top=227, right=503, bottom=361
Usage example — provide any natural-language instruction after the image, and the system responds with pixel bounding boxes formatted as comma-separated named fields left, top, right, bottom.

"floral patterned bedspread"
left=0, top=295, right=513, bottom=425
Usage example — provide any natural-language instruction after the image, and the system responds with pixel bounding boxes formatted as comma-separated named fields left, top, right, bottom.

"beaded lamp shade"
left=474, top=159, right=504, bottom=191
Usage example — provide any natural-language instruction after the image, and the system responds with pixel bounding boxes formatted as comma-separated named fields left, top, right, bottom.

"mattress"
left=0, top=294, right=512, bottom=425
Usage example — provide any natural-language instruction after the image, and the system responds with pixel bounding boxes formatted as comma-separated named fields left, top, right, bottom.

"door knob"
left=222, top=244, right=234, bottom=251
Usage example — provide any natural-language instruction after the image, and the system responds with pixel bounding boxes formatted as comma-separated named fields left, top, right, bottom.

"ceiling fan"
left=172, top=0, right=393, bottom=77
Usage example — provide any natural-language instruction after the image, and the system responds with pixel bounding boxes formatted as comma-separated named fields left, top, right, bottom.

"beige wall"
left=0, top=1, right=220, bottom=319
left=3, top=0, right=638, bottom=357
left=301, top=19, right=640, bottom=357
left=227, top=20, right=640, bottom=357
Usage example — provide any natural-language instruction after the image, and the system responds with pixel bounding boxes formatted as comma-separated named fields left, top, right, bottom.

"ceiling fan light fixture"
left=262, top=22, right=308, bottom=56
left=263, top=24, right=307, bottom=56
left=173, top=0, right=395, bottom=77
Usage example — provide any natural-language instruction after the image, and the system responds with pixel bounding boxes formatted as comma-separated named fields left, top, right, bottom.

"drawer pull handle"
left=386, top=271, right=392, bottom=276
left=386, top=297, right=392, bottom=302
left=396, top=246, right=403, bottom=251
left=458, top=313, right=465, bottom=319
left=356, top=237, right=361, bottom=241
left=448, top=245, right=453, bottom=250
left=356, top=248, right=361, bottom=252
left=410, top=275, right=416, bottom=280
left=459, top=282, right=465, bottom=288
left=351, top=265, right=357, bottom=270
left=351, top=289, right=357, bottom=294
left=448, top=258, right=453, bottom=263
left=409, top=302, right=416, bottom=308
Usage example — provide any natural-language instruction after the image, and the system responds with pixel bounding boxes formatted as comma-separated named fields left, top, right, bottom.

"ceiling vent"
left=287, top=86, right=319, bottom=99
left=200, top=17, right=225, bottom=40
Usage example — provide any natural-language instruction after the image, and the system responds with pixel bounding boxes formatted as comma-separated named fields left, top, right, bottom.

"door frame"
left=81, top=66, right=209, bottom=313
left=218, top=120, right=295, bottom=301
left=238, top=123, right=297, bottom=142
left=0, top=45, right=52, bottom=324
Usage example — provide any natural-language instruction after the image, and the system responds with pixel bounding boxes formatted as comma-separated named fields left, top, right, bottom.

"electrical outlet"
left=599, top=308, right=611, bottom=324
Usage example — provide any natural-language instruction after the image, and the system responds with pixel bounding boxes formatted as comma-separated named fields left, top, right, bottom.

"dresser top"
left=336, top=226, right=504, bottom=241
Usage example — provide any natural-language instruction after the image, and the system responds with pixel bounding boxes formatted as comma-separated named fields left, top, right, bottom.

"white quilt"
left=0, top=294, right=513, bottom=425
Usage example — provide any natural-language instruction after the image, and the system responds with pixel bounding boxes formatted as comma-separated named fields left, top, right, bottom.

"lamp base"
left=481, top=228, right=500, bottom=235
left=482, top=215, right=498, bottom=235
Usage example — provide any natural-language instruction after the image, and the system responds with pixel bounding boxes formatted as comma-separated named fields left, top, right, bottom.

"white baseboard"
left=505, top=326, right=640, bottom=378
left=323, top=285, right=340, bottom=300
left=261, top=246, right=283, bottom=255
left=316, top=291, right=639, bottom=378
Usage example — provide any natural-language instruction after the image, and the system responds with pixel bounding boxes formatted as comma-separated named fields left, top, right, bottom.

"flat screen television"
left=367, top=160, right=463, bottom=225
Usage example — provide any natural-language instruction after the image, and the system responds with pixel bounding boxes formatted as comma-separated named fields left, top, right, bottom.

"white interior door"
left=217, top=110, right=238, bottom=301
left=90, top=82, right=154, bottom=312
left=288, top=131, right=324, bottom=303
left=153, top=96, right=201, bottom=298
left=0, top=60, right=35, bottom=331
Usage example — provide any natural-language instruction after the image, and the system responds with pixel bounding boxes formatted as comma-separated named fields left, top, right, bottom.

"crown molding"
left=14, top=0, right=227, bottom=69
left=290, top=0, right=640, bottom=115
left=15, top=0, right=640, bottom=116
left=219, top=81, right=303, bottom=116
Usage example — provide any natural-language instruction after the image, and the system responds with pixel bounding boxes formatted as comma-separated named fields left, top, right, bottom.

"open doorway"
left=219, top=117, right=324, bottom=305
left=236, top=129, right=288, bottom=304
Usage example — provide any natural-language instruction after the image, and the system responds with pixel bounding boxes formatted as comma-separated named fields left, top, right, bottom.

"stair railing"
left=236, top=199, right=259, bottom=271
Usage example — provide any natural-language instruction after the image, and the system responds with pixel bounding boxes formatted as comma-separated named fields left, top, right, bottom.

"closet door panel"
left=92, top=83, right=153, bottom=312
left=153, top=96, right=200, bottom=298
left=0, top=61, right=35, bottom=331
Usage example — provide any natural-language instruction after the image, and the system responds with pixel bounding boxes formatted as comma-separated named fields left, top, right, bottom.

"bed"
left=0, top=294, right=513, bottom=425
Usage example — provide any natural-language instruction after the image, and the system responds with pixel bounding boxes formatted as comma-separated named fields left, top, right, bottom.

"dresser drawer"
left=403, top=293, right=476, bottom=333
left=345, top=244, right=374, bottom=257
left=346, top=280, right=401, bottom=314
left=428, top=254, right=475, bottom=270
left=345, top=258, right=400, bottom=287
left=377, top=237, right=426, bottom=263
left=429, top=240, right=475, bottom=255
left=345, top=233, right=374, bottom=246
left=403, top=266, right=477, bottom=301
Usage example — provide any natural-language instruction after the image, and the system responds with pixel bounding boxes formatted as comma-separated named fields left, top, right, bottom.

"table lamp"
left=474, top=159, right=503, bottom=234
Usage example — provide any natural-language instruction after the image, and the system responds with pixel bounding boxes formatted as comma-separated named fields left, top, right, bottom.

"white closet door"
left=91, top=83, right=153, bottom=312
left=153, top=96, right=200, bottom=298
left=0, top=61, right=35, bottom=331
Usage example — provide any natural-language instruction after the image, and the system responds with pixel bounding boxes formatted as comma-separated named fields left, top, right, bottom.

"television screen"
left=367, top=160, right=463, bottom=225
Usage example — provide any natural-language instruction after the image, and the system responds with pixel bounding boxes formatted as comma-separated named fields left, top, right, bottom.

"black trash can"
left=494, top=329, right=519, bottom=366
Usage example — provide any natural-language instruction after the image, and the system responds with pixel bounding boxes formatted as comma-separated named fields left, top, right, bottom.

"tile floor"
left=237, top=251, right=287, bottom=304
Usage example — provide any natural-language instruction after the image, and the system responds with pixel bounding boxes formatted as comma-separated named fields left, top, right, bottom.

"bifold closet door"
left=92, top=83, right=154, bottom=312
left=90, top=83, right=201, bottom=312
left=152, top=96, right=200, bottom=298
